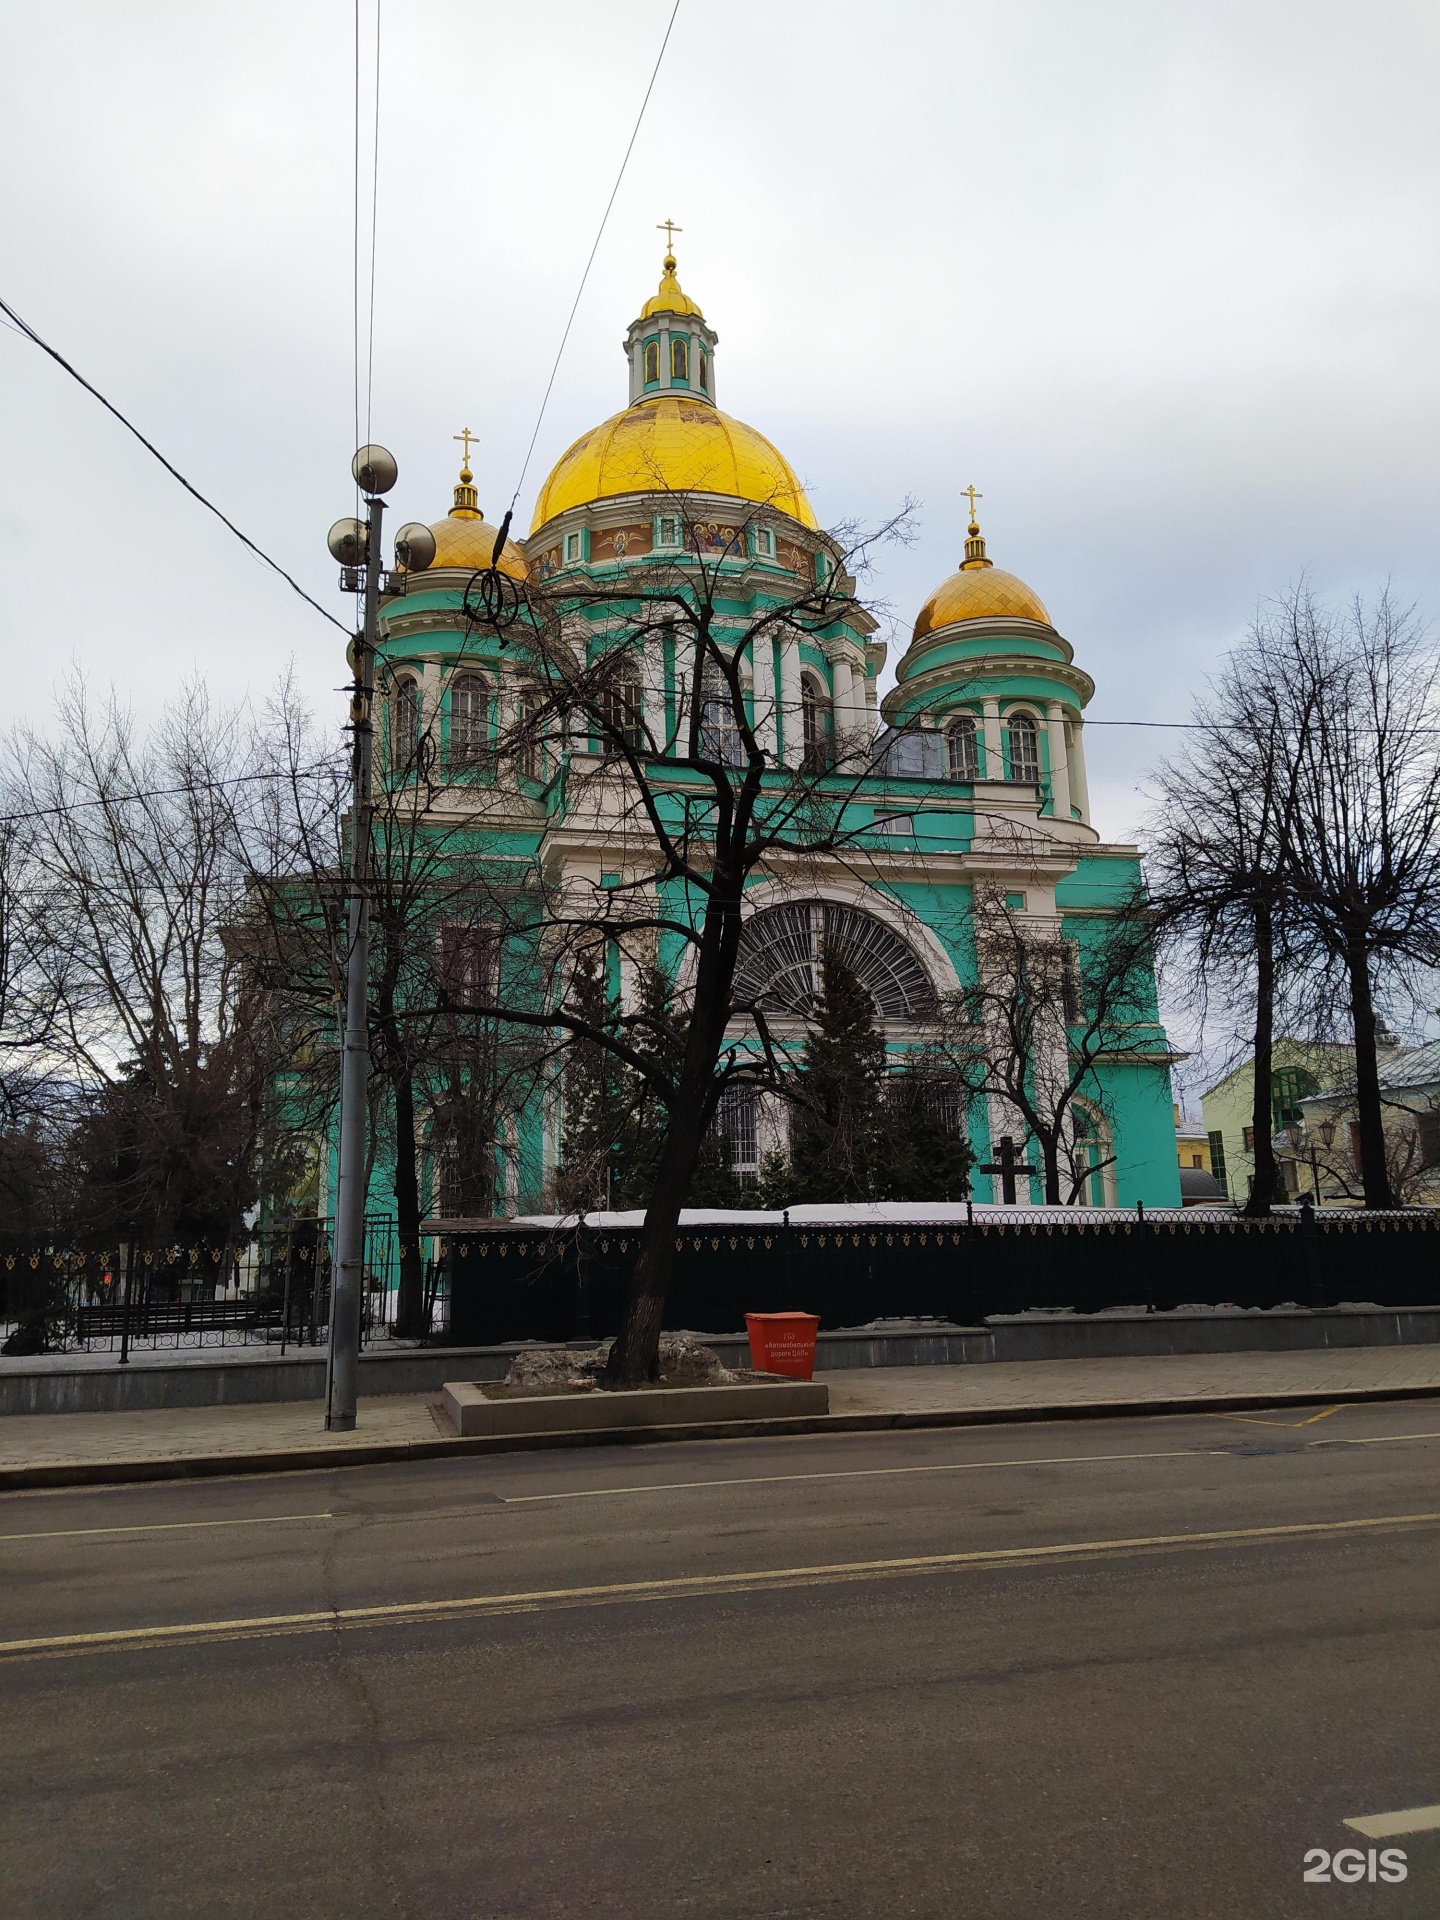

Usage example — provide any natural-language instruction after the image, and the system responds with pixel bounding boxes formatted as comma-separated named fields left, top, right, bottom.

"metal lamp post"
left=322, top=447, right=435, bottom=1432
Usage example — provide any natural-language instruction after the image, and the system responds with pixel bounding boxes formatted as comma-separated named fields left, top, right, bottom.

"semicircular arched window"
left=1006, top=710, right=1040, bottom=783
left=671, top=336, right=689, bottom=381
left=947, top=714, right=979, bottom=781
left=732, top=901, right=935, bottom=1023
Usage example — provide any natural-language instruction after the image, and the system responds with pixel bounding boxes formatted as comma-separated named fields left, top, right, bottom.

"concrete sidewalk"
left=2, top=1344, right=1439, bottom=1490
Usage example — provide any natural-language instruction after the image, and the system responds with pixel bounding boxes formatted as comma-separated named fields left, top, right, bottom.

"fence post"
left=1301, top=1195, right=1325, bottom=1309
left=119, top=1230, right=135, bottom=1367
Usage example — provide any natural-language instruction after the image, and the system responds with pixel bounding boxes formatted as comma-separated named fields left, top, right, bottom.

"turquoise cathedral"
left=358, top=245, right=1180, bottom=1219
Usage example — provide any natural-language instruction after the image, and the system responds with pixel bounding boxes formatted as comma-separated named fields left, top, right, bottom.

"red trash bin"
left=745, top=1311, right=821, bottom=1381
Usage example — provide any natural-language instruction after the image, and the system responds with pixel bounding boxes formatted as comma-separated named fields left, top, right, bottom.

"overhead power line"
left=0, top=294, right=350, bottom=634
left=507, top=0, right=683, bottom=515
left=0, top=765, right=344, bottom=831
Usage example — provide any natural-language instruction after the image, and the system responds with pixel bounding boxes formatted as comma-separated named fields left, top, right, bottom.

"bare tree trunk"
left=1244, top=898, right=1280, bottom=1216
left=1345, top=936, right=1394, bottom=1208
left=389, top=1059, right=428, bottom=1337
left=1041, top=1131, right=1062, bottom=1205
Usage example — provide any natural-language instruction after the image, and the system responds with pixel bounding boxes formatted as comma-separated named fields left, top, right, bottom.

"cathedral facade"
left=365, top=247, right=1181, bottom=1216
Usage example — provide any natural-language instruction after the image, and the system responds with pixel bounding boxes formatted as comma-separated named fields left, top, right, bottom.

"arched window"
left=1069, top=1106, right=1112, bottom=1207
left=699, top=351, right=710, bottom=394
left=732, top=901, right=935, bottom=1022
left=1006, top=711, right=1040, bottom=783
left=448, top=672, right=488, bottom=769
left=392, top=675, right=421, bottom=773
left=596, top=668, right=642, bottom=754
left=700, top=668, right=744, bottom=767
left=514, top=682, right=544, bottom=781
left=947, top=715, right=980, bottom=781
left=801, top=675, right=831, bottom=772
left=671, top=336, right=689, bottom=381
left=643, top=340, right=660, bottom=384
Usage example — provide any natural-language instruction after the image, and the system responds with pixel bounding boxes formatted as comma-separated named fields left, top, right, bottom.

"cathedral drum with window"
left=347, top=243, right=1180, bottom=1222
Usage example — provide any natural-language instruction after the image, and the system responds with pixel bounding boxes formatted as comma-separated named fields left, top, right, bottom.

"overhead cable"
left=0, top=294, right=350, bottom=634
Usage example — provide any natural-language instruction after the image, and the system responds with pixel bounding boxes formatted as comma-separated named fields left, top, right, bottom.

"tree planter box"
left=441, top=1376, right=828, bottom=1437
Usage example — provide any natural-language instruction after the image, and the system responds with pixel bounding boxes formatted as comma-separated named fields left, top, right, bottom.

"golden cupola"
left=529, top=238, right=816, bottom=533
left=425, top=432, right=527, bottom=579
left=911, top=506, right=1052, bottom=640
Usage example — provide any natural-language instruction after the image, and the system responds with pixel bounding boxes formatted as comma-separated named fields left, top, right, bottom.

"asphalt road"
left=2, top=1398, right=1439, bottom=1919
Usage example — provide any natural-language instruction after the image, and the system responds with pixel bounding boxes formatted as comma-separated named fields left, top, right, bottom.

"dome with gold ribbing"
left=911, top=500, right=1052, bottom=641
left=425, top=431, right=527, bottom=580
left=530, top=237, right=816, bottom=534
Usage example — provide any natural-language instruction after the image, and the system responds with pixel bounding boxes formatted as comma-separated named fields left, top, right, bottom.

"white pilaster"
left=981, top=698, right=1003, bottom=780
left=1069, top=718, right=1091, bottom=822
left=779, top=637, right=803, bottom=767
left=752, top=635, right=778, bottom=758
left=1045, top=700, right=1072, bottom=820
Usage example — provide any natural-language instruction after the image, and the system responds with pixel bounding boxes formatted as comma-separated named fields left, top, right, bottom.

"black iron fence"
left=0, top=1217, right=450, bottom=1356
left=442, top=1205, right=1440, bottom=1348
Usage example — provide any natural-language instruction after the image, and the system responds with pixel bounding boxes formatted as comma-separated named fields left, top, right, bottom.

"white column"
left=1069, top=718, right=1091, bottom=822
left=1045, top=700, right=1072, bottom=820
left=830, top=654, right=855, bottom=754
left=642, top=628, right=666, bottom=750
left=981, top=698, right=1003, bottom=779
left=779, top=637, right=803, bottom=768
left=752, top=635, right=778, bottom=758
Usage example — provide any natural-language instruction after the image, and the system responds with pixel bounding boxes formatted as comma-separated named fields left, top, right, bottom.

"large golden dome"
left=530, top=394, right=817, bottom=533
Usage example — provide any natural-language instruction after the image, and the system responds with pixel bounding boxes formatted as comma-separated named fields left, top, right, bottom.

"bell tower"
left=624, top=225, right=720, bottom=406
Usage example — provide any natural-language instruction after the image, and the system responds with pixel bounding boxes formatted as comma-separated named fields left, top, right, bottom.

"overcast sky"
left=3, top=0, right=1437, bottom=848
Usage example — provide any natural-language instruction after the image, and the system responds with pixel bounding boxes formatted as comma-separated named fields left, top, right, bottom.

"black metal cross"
left=978, top=1135, right=1030, bottom=1204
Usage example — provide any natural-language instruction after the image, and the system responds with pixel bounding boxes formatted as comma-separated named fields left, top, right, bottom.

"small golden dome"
left=421, top=456, right=527, bottom=579
left=639, top=251, right=704, bottom=320
left=913, top=565, right=1052, bottom=639
left=530, top=393, right=815, bottom=532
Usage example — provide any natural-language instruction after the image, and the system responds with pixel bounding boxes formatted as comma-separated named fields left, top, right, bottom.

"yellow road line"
left=1204, top=1406, right=1345, bottom=1430
left=0, top=1512, right=332, bottom=1546
left=1344, top=1804, right=1440, bottom=1839
left=5, top=1509, right=1438, bottom=1663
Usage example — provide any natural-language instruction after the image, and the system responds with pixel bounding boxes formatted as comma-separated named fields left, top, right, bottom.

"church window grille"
left=947, top=715, right=980, bottom=781
left=438, top=925, right=498, bottom=1008
left=643, top=340, right=660, bottom=384
left=392, top=675, right=422, bottom=774
left=671, top=336, right=689, bottom=381
left=448, top=673, right=488, bottom=769
left=732, top=901, right=935, bottom=1023
left=714, top=1084, right=759, bottom=1177
left=1006, top=712, right=1041, bottom=783
left=700, top=668, right=744, bottom=767
left=595, top=669, right=643, bottom=754
left=801, top=675, right=832, bottom=772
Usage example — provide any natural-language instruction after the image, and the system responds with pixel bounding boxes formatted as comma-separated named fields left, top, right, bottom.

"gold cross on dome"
left=962, top=484, right=983, bottom=524
left=657, top=217, right=683, bottom=256
left=453, top=426, right=479, bottom=471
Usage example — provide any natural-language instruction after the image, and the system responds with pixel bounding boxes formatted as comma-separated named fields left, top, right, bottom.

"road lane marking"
left=1204, top=1406, right=1346, bottom=1430
left=0, top=1513, right=332, bottom=1545
left=503, top=1446, right=1212, bottom=1502
left=4, top=1509, right=1437, bottom=1663
left=1313, top=1430, right=1440, bottom=1447
left=1344, top=1805, right=1440, bottom=1840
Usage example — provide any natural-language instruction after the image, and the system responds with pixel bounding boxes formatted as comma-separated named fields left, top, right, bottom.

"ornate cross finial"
left=657, top=217, right=683, bottom=260
left=453, top=426, right=479, bottom=473
left=962, top=484, right=983, bottom=527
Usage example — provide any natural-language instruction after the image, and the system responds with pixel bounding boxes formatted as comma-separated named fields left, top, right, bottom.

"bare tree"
left=959, top=885, right=1163, bottom=1204
left=443, top=509, right=940, bottom=1382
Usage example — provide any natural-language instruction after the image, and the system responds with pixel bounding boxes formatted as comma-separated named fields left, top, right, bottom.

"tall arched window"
left=699, top=351, right=710, bottom=394
left=1069, top=1106, right=1111, bottom=1207
left=392, top=675, right=421, bottom=773
left=1006, top=711, right=1040, bottom=783
left=671, top=336, right=689, bottom=381
left=700, top=668, right=744, bottom=767
left=947, top=715, right=980, bottom=781
left=596, top=668, right=642, bottom=754
left=448, top=672, right=488, bottom=770
left=643, top=340, right=660, bottom=384
left=801, top=675, right=831, bottom=772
